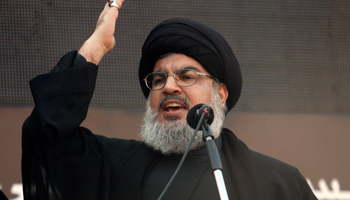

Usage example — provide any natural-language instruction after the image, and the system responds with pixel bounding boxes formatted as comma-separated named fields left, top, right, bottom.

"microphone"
left=158, top=104, right=215, bottom=200
left=187, top=104, right=229, bottom=200
left=186, top=104, right=214, bottom=130
left=159, top=104, right=228, bottom=200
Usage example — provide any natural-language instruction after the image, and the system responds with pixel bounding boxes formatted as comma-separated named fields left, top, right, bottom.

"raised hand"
left=78, top=0, right=125, bottom=65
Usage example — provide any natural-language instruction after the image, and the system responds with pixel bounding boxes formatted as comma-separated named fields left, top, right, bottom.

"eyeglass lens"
left=146, top=69, right=199, bottom=90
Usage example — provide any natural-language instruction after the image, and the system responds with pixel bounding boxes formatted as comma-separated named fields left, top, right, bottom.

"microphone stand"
left=159, top=104, right=228, bottom=200
left=201, top=109, right=229, bottom=200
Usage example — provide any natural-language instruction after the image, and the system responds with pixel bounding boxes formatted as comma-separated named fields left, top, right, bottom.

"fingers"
left=98, top=0, right=123, bottom=22
left=103, top=0, right=125, bottom=20
left=96, top=2, right=119, bottom=28
left=115, top=0, right=124, bottom=8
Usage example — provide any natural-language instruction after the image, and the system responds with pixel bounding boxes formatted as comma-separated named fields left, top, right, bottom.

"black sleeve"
left=48, top=51, right=89, bottom=73
left=22, top=51, right=100, bottom=199
left=27, top=51, right=98, bottom=148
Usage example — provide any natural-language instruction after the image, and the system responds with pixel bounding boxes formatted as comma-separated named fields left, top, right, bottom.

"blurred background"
left=0, top=0, right=349, bottom=199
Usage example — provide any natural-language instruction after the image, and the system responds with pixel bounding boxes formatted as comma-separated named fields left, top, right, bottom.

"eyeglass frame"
left=143, top=68, right=219, bottom=91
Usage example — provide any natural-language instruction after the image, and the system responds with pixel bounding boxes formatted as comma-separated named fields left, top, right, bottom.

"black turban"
left=138, top=18, right=242, bottom=113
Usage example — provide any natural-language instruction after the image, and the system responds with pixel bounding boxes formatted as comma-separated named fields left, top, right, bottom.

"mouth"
left=165, top=102, right=185, bottom=111
left=161, top=100, right=188, bottom=115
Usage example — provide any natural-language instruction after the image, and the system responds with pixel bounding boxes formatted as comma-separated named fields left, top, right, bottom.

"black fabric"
left=139, top=18, right=242, bottom=113
left=142, top=134, right=223, bottom=200
left=0, top=189, right=9, bottom=200
left=22, top=52, right=317, bottom=200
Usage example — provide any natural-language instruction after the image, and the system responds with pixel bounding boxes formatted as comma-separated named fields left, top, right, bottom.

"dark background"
left=1, top=0, right=349, bottom=199
left=1, top=0, right=349, bottom=113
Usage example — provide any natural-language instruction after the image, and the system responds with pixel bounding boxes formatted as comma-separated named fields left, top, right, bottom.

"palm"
left=78, top=1, right=124, bottom=65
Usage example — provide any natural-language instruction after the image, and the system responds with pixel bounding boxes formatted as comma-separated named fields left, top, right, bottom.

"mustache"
left=158, top=95, right=190, bottom=109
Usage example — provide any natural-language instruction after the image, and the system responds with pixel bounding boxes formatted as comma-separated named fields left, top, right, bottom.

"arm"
left=22, top=1, right=125, bottom=199
left=24, top=0, right=124, bottom=149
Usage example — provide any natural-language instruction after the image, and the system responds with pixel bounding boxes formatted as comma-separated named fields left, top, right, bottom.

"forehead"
left=153, top=53, right=210, bottom=74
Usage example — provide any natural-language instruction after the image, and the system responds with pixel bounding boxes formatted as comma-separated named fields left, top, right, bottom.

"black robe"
left=22, top=51, right=317, bottom=200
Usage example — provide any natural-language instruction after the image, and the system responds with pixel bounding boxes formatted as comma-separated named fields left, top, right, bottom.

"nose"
left=162, top=74, right=182, bottom=95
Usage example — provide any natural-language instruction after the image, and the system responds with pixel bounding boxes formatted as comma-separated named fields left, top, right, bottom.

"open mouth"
left=162, top=100, right=188, bottom=114
left=165, top=102, right=184, bottom=112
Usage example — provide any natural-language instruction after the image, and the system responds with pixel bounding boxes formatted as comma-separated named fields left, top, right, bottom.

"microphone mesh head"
left=186, top=104, right=214, bottom=130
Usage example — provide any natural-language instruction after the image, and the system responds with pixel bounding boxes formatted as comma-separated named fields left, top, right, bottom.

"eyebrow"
left=154, top=66, right=200, bottom=73
left=176, top=66, right=200, bottom=72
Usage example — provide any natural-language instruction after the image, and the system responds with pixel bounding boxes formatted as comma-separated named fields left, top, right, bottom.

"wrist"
left=78, top=37, right=110, bottom=65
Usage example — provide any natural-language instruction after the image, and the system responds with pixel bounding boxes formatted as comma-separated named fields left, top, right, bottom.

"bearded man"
left=22, top=1, right=317, bottom=199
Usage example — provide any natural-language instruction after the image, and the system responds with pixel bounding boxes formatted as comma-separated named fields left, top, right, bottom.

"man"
left=22, top=1, right=317, bottom=199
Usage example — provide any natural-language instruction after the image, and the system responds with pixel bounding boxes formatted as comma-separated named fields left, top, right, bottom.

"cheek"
left=185, top=86, right=213, bottom=105
left=149, top=92, right=160, bottom=109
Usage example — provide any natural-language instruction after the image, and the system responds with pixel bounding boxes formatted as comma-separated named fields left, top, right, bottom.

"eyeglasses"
left=143, top=68, right=219, bottom=91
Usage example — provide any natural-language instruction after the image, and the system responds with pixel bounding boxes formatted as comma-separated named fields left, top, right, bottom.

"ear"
left=217, top=83, right=228, bottom=108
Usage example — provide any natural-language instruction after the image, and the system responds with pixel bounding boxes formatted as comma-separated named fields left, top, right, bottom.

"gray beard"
left=140, top=89, right=226, bottom=155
